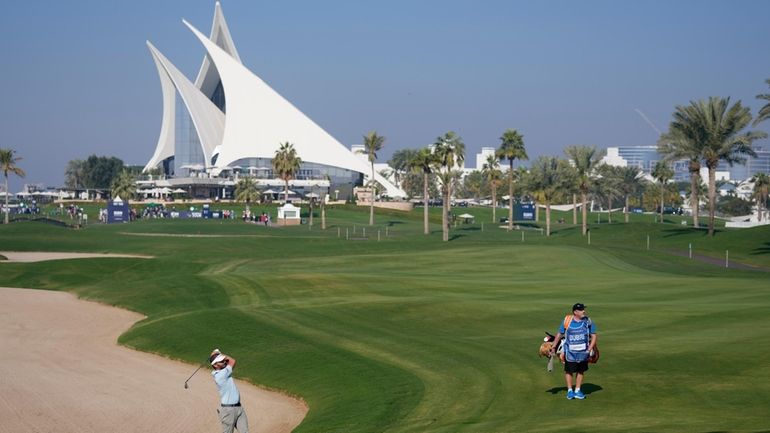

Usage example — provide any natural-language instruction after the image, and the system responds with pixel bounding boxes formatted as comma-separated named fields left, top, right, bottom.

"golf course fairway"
left=1, top=208, right=769, bottom=432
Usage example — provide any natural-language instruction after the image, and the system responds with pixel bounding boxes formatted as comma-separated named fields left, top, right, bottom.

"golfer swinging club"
left=209, top=349, right=249, bottom=433
left=550, top=303, right=597, bottom=400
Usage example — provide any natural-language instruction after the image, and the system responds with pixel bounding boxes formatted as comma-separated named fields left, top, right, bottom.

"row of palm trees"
left=658, top=96, right=767, bottom=235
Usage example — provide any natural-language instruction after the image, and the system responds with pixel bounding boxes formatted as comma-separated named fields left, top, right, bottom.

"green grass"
left=1, top=206, right=769, bottom=432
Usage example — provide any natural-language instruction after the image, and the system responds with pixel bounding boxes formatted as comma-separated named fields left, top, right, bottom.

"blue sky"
left=2, top=0, right=770, bottom=191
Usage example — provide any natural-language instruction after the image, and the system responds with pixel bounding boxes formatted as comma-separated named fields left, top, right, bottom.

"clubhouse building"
left=142, top=2, right=405, bottom=201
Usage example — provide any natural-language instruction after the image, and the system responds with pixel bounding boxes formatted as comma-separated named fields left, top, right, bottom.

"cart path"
left=0, top=287, right=307, bottom=433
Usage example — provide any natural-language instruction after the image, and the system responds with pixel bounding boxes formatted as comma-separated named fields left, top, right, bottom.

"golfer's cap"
left=209, top=353, right=226, bottom=365
left=572, top=303, right=586, bottom=311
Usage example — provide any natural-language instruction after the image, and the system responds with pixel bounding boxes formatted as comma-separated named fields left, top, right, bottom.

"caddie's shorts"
left=564, top=360, right=589, bottom=374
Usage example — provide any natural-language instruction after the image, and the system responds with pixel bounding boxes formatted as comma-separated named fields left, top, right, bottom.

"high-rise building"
left=602, top=145, right=769, bottom=182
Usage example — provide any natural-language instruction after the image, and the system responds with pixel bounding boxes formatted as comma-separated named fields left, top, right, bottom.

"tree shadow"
left=449, top=233, right=466, bottom=241
left=457, top=226, right=481, bottom=232
left=545, top=383, right=603, bottom=395
left=386, top=221, right=405, bottom=226
left=750, top=242, right=770, bottom=255
left=661, top=227, right=712, bottom=238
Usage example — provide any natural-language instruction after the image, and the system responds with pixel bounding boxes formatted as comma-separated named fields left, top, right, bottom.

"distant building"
left=475, top=147, right=497, bottom=171
left=601, top=144, right=770, bottom=182
left=142, top=2, right=405, bottom=200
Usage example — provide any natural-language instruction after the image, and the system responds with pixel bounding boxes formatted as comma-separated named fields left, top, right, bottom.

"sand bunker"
left=0, top=251, right=153, bottom=263
left=0, top=287, right=307, bottom=433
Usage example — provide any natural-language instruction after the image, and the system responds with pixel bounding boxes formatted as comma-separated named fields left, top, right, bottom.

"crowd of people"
left=242, top=209, right=271, bottom=225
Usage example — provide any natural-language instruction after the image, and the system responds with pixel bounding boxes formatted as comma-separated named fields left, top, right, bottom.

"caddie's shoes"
left=566, top=389, right=575, bottom=400
left=574, top=390, right=585, bottom=399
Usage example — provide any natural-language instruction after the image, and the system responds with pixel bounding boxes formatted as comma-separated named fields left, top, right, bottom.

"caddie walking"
left=209, top=349, right=250, bottom=432
left=549, top=303, right=597, bottom=400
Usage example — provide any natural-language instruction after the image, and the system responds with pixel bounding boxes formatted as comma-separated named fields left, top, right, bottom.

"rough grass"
left=1, top=206, right=769, bottom=432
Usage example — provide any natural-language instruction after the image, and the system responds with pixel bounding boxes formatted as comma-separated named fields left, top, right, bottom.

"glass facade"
left=611, top=145, right=770, bottom=182
left=229, top=158, right=363, bottom=199
left=723, top=145, right=770, bottom=179
left=210, top=80, right=226, bottom=113
left=173, top=93, right=205, bottom=176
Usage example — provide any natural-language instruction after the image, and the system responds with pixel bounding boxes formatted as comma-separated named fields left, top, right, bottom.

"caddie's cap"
left=209, top=353, right=226, bottom=365
left=572, top=303, right=586, bottom=311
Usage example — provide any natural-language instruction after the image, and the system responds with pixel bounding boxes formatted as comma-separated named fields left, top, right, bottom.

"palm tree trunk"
left=321, top=198, right=326, bottom=229
left=708, top=167, right=716, bottom=236
left=508, top=162, right=513, bottom=231
left=573, top=193, right=577, bottom=225
left=690, top=170, right=700, bottom=228
left=309, top=200, right=314, bottom=226
left=581, top=191, right=587, bottom=235
left=443, top=187, right=450, bottom=242
left=491, top=186, right=496, bottom=223
left=423, top=172, right=429, bottom=235
left=546, top=202, right=551, bottom=236
left=3, top=174, right=8, bottom=224
left=607, top=197, right=612, bottom=223
left=369, top=163, right=375, bottom=226
left=624, top=195, right=629, bottom=223
left=660, top=187, right=664, bottom=223
left=284, top=180, right=289, bottom=203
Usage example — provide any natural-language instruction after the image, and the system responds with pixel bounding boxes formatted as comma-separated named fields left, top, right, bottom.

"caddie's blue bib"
left=561, top=318, right=594, bottom=362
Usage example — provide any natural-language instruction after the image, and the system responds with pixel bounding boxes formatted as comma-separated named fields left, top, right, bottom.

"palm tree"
left=273, top=142, right=302, bottom=203
left=1, top=148, right=26, bottom=224
left=359, top=131, right=385, bottom=225
left=110, top=170, right=136, bottom=203
left=658, top=129, right=703, bottom=227
left=388, top=148, right=417, bottom=188
left=666, top=97, right=764, bottom=235
left=651, top=161, right=674, bottom=223
left=526, top=156, right=568, bottom=236
left=751, top=172, right=769, bottom=221
left=564, top=145, right=602, bottom=235
left=481, top=154, right=502, bottom=223
left=433, top=132, right=465, bottom=242
left=496, top=129, right=528, bottom=231
left=234, top=177, right=259, bottom=206
left=408, top=148, right=436, bottom=235
left=593, top=165, right=623, bottom=224
left=615, top=165, right=644, bottom=223
left=754, top=78, right=770, bottom=126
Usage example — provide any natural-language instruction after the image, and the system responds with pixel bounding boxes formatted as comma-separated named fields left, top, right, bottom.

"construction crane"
left=634, top=108, right=662, bottom=137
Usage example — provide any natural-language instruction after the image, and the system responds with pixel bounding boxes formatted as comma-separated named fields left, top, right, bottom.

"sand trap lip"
left=0, top=251, right=154, bottom=263
left=0, top=287, right=308, bottom=433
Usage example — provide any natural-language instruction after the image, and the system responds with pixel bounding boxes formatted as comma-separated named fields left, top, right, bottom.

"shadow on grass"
left=545, top=383, right=603, bottom=396
left=661, top=227, right=713, bottom=238
left=456, top=226, right=481, bottom=232
left=386, top=221, right=405, bottom=227
left=751, top=242, right=770, bottom=255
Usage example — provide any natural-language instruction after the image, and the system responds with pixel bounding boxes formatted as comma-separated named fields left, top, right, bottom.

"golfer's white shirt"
left=212, top=365, right=240, bottom=405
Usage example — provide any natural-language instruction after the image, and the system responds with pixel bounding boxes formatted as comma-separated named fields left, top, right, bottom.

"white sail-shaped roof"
left=143, top=45, right=177, bottom=172
left=183, top=20, right=405, bottom=197
left=144, top=2, right=406, bottom=197
left=194, top=1, right=241, bottom=99
left=147, top=42, right=225, bottom=168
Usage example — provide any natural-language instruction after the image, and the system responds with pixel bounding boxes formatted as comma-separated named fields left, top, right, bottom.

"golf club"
left=184, top=364, right=204, bottom=389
